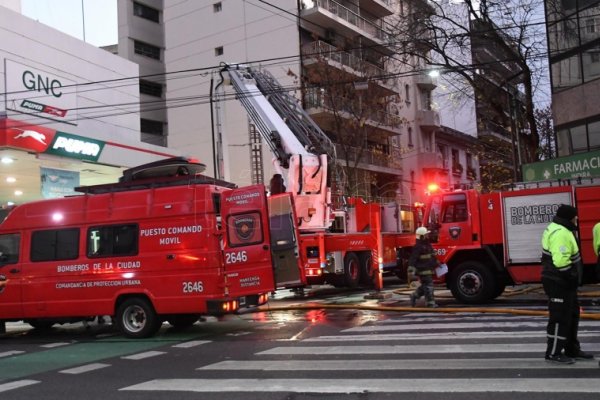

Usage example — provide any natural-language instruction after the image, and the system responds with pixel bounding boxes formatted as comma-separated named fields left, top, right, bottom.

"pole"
left=209, top=75, right=218, bottom=179
left=81, top=0, right=86, bottom=42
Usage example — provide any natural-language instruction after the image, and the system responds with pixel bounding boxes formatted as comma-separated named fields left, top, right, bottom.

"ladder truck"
left=217, top=64, right=415, bottom=289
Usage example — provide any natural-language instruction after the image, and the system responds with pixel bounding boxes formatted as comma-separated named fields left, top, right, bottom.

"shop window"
left=31, top=228, right=79, bottom=262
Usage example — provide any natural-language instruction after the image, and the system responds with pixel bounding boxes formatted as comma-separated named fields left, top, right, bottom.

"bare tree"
left=299, top=42, right=403, bottom=200
left=535, top=105, right=556, bottom=160
left=391, top=0, right=547, bottom=166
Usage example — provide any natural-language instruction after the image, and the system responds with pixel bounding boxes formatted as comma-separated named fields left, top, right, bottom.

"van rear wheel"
left=116, top=297, right=161, bottom=338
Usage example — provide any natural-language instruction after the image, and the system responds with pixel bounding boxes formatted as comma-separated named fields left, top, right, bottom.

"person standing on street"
left=541, top=204, right=594, bottom=364
left=408, top=226, right=439, bottom=308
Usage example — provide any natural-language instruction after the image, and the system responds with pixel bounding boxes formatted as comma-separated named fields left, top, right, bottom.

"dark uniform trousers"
left=541, top=277, right=581, bottom=357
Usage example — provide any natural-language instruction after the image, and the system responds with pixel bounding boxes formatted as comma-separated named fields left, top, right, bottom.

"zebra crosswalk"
left=120, top=312, right=600, bottom=395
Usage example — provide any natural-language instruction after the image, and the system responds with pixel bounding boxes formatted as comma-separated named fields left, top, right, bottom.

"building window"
left=139, top=79, right=163, bottom=97
left=215, top=46, right=224, bottom=56
left=407, top=127, right=413, bottom=148
left=141, top=118, right=164, bottom=135
left=214, top=2, right=222, bottom=12
left=134, top=40, right=161, bottom=60
left=133, top=1, right=160, bottom=23
left=404, top=84, right=410, bottom=104
left=31, top=228, right=79, bottom=262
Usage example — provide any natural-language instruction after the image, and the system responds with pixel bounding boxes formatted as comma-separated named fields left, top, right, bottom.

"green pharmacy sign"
left=522, top=150, right=600, bottom=182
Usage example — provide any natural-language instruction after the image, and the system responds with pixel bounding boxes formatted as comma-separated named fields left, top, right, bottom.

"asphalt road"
left=1, top=283, right=600, bottom=399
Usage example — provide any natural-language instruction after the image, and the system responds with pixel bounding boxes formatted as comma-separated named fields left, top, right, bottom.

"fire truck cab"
left=423, top=180, right=600, bottom=304
left=0, top=157, right=303, bottom=337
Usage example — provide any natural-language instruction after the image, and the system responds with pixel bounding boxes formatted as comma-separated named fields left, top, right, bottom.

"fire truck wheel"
left=343, top=252, right=360, bottom=288
left=449, top=261, right=494, bottom=304
left=359, top=252, right=374, bottom=286
left=167, top=314, right=200, bottom=329
left=116, top=297, right=161, bottom=339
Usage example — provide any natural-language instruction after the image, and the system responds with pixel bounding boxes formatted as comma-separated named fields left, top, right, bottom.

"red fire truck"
left=0, top=158, right=303, bottom=338
left=216, top=65, right=415, bottom=289
left=421, top=179, right=600, bottom=304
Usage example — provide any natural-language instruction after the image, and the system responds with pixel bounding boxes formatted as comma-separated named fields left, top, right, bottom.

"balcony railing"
left=336, top=144, right=400, bottom=169
left=301, top=0, right=390, bottom=42
left=302, top=41, right=387, bottom=79
left=304, top=87, right=402, bottom=128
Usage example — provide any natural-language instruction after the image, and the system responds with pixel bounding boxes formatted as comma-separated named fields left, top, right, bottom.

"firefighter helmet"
left=415, top=226, right=430, bottom=237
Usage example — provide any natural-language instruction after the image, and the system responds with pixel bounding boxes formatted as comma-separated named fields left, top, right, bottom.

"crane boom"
left=216, top=64, right=334, bottom=231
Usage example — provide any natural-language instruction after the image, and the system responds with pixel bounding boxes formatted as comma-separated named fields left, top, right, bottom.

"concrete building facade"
left=1, top=4, right=179, bottom=206
left=545, top=0, right=600, bottom=156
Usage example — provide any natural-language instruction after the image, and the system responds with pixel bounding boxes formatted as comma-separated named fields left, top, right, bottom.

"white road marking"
left=40, top=342, right=71, bottom=348
left=304, top=330, right=600, bottom=341
left=60, top=363, right=111, bottom=374
left=120, top=378, right=600, bottom=393
left=342, top=320, right=600, bottom=332
left=257, top=343, right=600, bottom=355
left=172, top=340, right=211, bottom=348
left=0, top=380, right=40, bottom=393
left=121, top=351, right=166, bottom=360
left=0, top=350, right=25, bottom=358
left=198, top=358, right=597, bottom=370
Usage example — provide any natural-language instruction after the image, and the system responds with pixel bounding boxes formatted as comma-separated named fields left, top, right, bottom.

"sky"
left=20, top=0, right=117, bottom=47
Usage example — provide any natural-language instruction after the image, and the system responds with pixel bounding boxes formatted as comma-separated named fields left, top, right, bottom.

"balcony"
left=416, top=151, right=445, bottom=170
left=303, top=88, right=402, bottom=134
left=414, top=74, right=437, bottom=90
left=416, top=109, right=440, bottom=130
left=300, top=0, right=393, bottom=55
left=359, top=0, right=395, bottom=17
left=302, top=41, right=396, bottom=93
left=335, top=144, right=401, bottom=171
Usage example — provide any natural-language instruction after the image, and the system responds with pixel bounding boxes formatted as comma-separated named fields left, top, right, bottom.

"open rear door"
left=220, top=185, right=276, bottom=296
left=220, top=187, right=304, bottom=293
left=267, top=193, right=304, bottom=288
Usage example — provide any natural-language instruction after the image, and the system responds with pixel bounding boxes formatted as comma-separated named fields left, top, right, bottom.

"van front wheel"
left=116, top=298, right=161, bottom=338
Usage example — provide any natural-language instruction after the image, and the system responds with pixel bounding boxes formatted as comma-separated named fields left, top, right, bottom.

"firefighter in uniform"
left=408, top=226, right=439, bottom=308
left=541, top=204, right=594, bottom=364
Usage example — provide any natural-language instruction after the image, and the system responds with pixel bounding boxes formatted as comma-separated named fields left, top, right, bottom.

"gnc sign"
left=4, top=59, right=77, bottom=124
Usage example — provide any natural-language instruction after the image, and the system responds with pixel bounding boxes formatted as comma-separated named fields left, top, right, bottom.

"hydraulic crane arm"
left=216, top=63, right=334, bottom=231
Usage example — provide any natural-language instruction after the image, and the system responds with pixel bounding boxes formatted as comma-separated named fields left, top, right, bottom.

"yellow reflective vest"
left=541, top=222, right=581, bottom=270
left=593, top=222, right=600, bottom=257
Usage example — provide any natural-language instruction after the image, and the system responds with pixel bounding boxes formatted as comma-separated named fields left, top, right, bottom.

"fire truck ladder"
left=222, top=64, right=336, bottom=168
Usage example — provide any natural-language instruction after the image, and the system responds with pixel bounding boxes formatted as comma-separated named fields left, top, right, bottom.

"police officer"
left=541, top=204, right=593, bottom=364
left=408, top=226, right=439, bottom=308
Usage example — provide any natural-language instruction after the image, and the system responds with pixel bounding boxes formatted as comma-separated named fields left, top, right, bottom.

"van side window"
left=88, top=224, right=139, bottom=257
left=0, top=233, right=20, bottom=264
left=31, top=229, right=79, bottom=262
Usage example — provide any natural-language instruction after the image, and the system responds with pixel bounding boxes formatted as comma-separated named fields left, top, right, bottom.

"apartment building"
left=112, top=0, right=486, bottom=203
left=118, top=0, right=168, bottom=147
left=545, top=0, right=600, bottom=156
